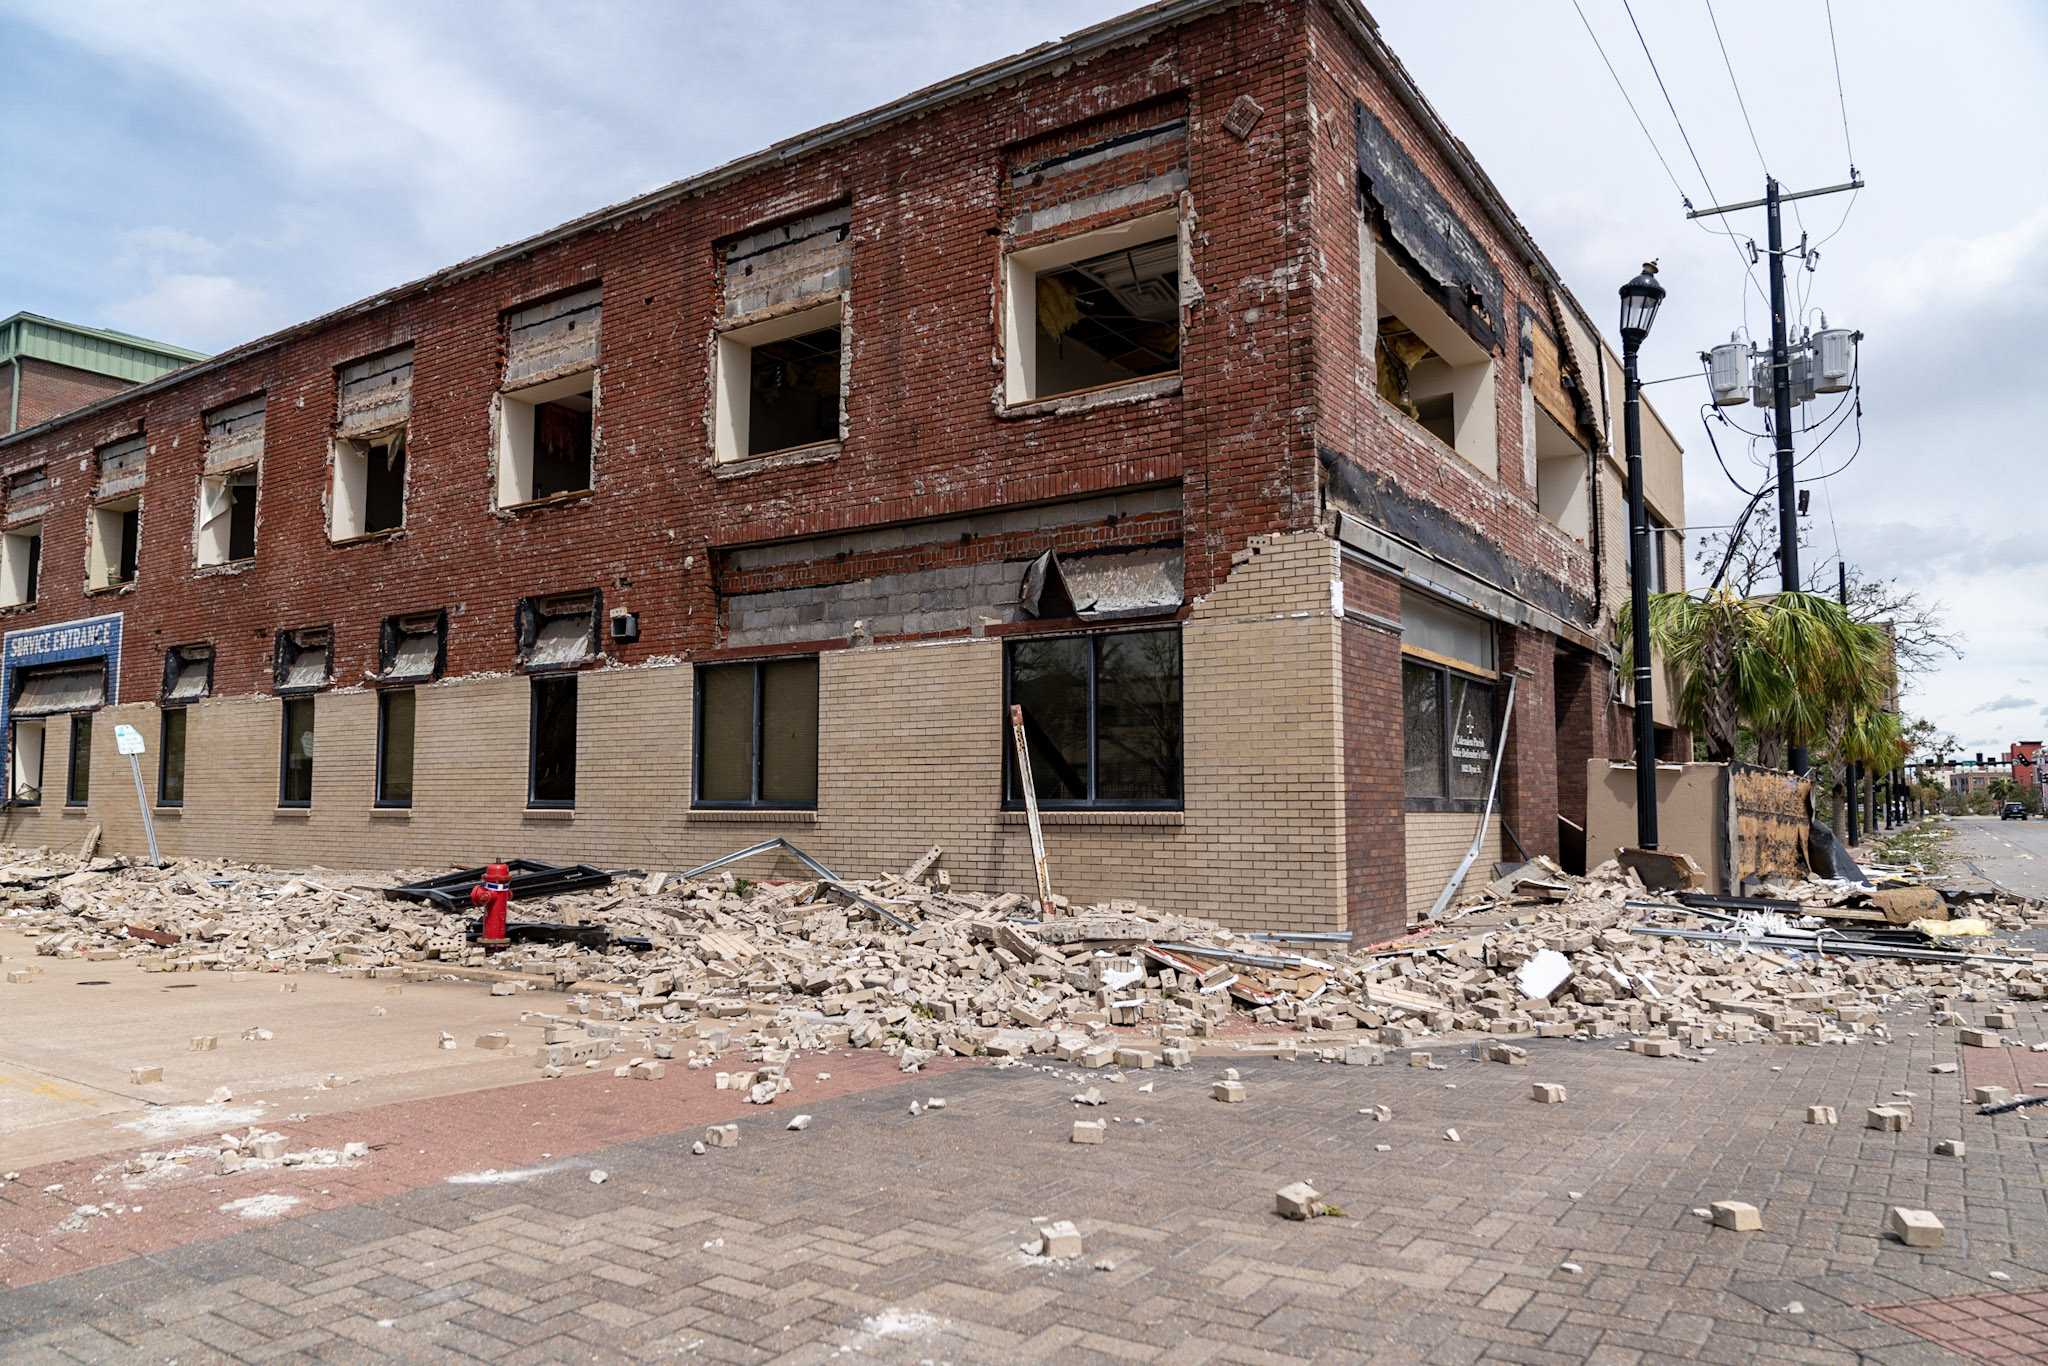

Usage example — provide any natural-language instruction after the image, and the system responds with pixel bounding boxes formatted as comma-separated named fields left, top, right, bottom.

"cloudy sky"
left=3, top=0, right=2042, bottom=756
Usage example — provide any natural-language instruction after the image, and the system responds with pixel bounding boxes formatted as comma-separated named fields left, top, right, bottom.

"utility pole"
left=1839, top=561, right=1859, bottom=845
left=1690, top=175, right=1862, bottom=779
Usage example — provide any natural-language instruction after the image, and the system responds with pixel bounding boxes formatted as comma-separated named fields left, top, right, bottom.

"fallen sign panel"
left=387, top=859, right=615, bottom=911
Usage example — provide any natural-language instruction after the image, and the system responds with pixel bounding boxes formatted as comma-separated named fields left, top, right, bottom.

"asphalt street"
left=1947, top=813, right=2048, bottom=899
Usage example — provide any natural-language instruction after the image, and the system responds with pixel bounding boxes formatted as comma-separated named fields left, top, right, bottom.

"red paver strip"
left=1869, top=1292, right=2048, bottom=1363
left=0, top=1047, right=969, bottom=1289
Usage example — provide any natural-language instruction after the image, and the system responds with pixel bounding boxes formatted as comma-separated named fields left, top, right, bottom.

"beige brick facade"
left=1403, top=810, right=1503, bottom=920
left=1, top=532, right=1351, bottom=931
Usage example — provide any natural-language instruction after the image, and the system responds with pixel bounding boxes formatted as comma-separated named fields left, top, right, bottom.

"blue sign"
left=0, top=613, right=123, bottom=784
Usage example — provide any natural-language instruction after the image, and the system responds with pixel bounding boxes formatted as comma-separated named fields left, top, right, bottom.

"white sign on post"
left=113, top=724, right=162, bottom=865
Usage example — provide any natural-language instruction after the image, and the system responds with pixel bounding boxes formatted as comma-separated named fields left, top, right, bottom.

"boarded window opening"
left=528, top=674, right=577, bottom=807
left=377, top=688, right=415, bottom=808
left=95, top=435, right=147, bottom=491
left=693, top=657, right=820, bottom=808
left=87, top=498, right=140, bottom=589
left=158, top=707, right=187, bottom=807
left=6, top=465, right=49, bottom=502
left=162, top=644, right=213, bottom=704
left=274, top=627, right=332, bottom=694
left=1, top=524, right=39, bottom=606
left=379, top=611, right=446, bottom=685
left=66, top=714, right=90, bottom=806
left=713, top=299, right=843, bottom=463
left=279, top=697, right=315, bottom=807
left=497, top=372, right=594, bottom=505
left=516, top=590, right=600, bottom=670
left=1003, top=628, right=1182, bottom=807
left=13, top=662, right=108, bottom=717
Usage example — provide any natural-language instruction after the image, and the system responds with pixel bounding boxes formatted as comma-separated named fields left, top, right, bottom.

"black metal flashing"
left=1355, top=101, right=1503, bottom=354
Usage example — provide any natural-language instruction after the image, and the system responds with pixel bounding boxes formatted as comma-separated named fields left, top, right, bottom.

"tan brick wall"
left=1403, top=809, right=1501, bottom=920
left=0, top=533, right=1349, bottom=930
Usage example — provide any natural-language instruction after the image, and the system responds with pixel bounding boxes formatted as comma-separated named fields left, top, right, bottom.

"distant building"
left=1, top=313, right=205, bottom=435
left=2007, top=740, right=2042, bottom=792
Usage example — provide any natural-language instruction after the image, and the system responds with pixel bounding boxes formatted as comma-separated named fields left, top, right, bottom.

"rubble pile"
left=4, top=841, right=2045, bottom=1069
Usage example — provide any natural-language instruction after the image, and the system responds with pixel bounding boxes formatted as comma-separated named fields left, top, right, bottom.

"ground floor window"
left=377, top=689, right=416, bottom=808
left=1403, top=659, right=1497, bottom=809
left=529, top=674, right=577, bottom=807
left=279, top=697, right=315, bottom=807
left=10, top=719, right=44, bottom=805
left=66, top=714, right=91, bottom=805
left=1005, top=628, right=1182, bottom=807
left=159, top=708, right=187, bottom=807
left=694, top=657, right=820, bottom=808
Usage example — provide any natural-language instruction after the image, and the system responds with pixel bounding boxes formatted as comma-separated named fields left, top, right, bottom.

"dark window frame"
left=65, top=712, right=91, bottom=806
left=1402, top=656, right=1499, bottom=814
left=278, top=696, right=315, bottom=808
left=1001, top=626, right=1184, bottom=811
left=691, top=656, right=821, bottom=811
left=158, top=706, right=187, bottom=808
left=375, top=687, right=416, bottom=809
left=527, top=673, right=577, bottom=809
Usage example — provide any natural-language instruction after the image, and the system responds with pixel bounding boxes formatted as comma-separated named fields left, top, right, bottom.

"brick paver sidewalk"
left=4, top=1013, right=2045, bottom=1363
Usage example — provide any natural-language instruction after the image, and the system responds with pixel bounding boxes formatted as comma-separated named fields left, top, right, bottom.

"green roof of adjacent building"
left=1, top=311, right=208, bottom=385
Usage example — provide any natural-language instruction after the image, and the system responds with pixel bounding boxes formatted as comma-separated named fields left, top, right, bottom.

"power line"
left=1705, top=0, right=1769, bottom=178
left=1567, top=0, right=1691, bottom=208
left=1824, top=0, right=1858, bottom=174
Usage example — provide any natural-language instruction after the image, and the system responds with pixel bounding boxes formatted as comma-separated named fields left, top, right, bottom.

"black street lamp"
left=1619, top=261, right=1665, bottom=849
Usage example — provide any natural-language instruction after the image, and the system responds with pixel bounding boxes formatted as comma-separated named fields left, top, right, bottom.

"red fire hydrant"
left=471, top=862, right=511, bottom=949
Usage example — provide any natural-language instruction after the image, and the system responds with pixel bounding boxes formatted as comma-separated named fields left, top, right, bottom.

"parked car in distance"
left=2002, top=802, right=2030, bottom=821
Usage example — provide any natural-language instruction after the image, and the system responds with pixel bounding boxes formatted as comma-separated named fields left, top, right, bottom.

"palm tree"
left=1619, top=588, right=1896, bottom=769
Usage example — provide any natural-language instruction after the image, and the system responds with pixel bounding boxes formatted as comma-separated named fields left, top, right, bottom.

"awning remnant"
left=12, top=663, right=107, bottom=717
left=679, top=838, right=912, bottom=930
left=1019, top=547, right=1183, bottom=621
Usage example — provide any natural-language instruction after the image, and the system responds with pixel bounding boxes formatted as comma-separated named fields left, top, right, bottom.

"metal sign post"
left=113, top=723, right=161, bottom=866
left=1008, top=704, right=1057, bottom=918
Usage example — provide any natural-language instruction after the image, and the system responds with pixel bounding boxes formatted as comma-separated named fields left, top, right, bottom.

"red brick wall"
left=0, top=1, right=1318, bottom=710
left=1496, top=624, right=1557, bottom=863
left=1340, top=557, right=1404, bottom=939
left=10, top=359, right=134, bottom=434
left=1301, top=2, right=1594, bottom=621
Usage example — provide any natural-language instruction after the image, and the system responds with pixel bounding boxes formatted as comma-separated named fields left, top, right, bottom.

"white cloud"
left=112, top=274, right=277, bottom=353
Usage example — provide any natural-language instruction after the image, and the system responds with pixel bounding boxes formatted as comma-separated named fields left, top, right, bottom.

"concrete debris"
left=130, top=1066, right=162, bottom=1085
left=706, top=1124, right=739, bottom=1148
left=1072, top=1120, right=1106, bottom=1144
left=1038, top=1220, right=1084, bottom=1259
left=1530, top=1083, right=1566, bottom=1104
left=2, top=846, right=2042, bottom=1090
left=588, top=1170, right=607, bottom=1184
left=1935, top=1139, right=1965, bottom=1157
left=1866, top=1106, right=1909, bottom=1132
left=1710, top=1201, right=1761, bottom=1231
left=1885, top=1206, right=1943, bottom=1248
left=1274, top=1181, right=1324, bottom=1220
left=1805, top=1105, right=1838, bottom=1126
left=786, top=1114, right=812, bottom=1131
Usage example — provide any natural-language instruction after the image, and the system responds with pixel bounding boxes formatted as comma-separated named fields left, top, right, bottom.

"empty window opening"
left=330, top=432, right=407, bottom=540
left=197, top=469, right=258, bottom=565
left=1, top=524, right=39, bottom=606
left=65, top=713, right=90, bottom=806
left=713, top=299, right=843, bottom=462
left=497, top=372, right=594, bottom=505
left=158, top=707, right=187, bottom=807
left=10, top=719, right=43, bottom=806
left=1004, top=628, right=1182, bottom=807
left=274, top=627, right=332, bottom=694
left=1370, top=241, right=1498, bottom=476
left=1534, top=410, right=1590, bottom=541
left=694, top=657, right=820, bottom=808
left=379, top=612, right=445, bottom=685
left=528, top=674, right=577, bottom=807
left=88, top=498, right=141, bottom=589
left=377, top=688, right=415, bottom=808
left=1005, top=210, right=1181, bottom=405
left=517, top=590, right=600, bottom=670
left=279, top=697, right=315, bottom=807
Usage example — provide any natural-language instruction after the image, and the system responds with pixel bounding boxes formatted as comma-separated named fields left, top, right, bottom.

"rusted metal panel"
left=336, top=346, right=413, bottom=438
left=505, top=286, right=601, bottom=388
left=1731, top=763, right=1811, bottom=887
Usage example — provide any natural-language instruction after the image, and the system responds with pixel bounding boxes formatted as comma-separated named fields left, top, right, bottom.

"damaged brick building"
left=0, top=0, right=1685, bottom=939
